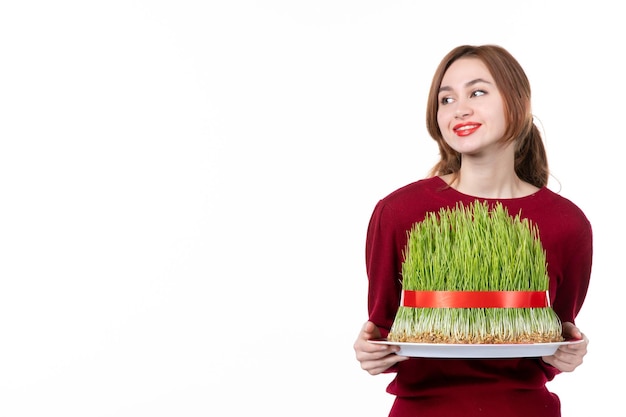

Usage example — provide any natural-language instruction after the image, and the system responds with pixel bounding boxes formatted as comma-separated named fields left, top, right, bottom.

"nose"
left=454, top=100, right=472, bottom=119
left=455, top=108, right=471, bottom=119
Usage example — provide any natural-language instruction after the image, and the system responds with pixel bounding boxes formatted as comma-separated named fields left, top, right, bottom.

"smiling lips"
left=453, top=122, right=481, bottom=137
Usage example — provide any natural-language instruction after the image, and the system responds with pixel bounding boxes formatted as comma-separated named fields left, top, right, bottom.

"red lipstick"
left=453, top=122, right=481, bottom=137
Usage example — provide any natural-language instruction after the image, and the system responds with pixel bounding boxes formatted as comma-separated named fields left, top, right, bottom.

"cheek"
left=436, top=111, right=447, bottom=130
left=490, top=110, right=508, bottom=135
left=436, top=110, right=455, bottom=140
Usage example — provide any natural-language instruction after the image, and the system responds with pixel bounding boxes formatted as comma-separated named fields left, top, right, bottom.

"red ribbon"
left=402, top=290, right=548, bottom=308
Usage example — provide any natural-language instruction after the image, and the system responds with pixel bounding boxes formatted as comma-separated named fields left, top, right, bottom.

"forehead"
left=440, top=57, right=494, bottom=88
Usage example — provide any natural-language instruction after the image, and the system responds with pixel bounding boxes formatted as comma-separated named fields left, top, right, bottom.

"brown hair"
left=425, top=45, right=549, bottom=188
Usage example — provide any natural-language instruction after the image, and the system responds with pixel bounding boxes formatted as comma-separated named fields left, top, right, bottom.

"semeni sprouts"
left=389, top=200, right=563, bottom=344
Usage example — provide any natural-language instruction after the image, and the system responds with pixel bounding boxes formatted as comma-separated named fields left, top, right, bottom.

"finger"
left=360, top=338, right=398, bottom=357
left=360, top=321, right=382, bottom=340
left=546, top=345, right=585, bottom=371
left=561, top=322, right=583, bottom=340
left=362, top=352, right=409, bottom=375
left=355, top=337, right=395, bottom=357
left=361, top=321, right=375, bottom=336
left=562, top=337, right=588, bottom=354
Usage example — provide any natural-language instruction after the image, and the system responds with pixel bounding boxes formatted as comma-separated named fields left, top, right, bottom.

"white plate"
left=369, top=339, right=584, bottom=358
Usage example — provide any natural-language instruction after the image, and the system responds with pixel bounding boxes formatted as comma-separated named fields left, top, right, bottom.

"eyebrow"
left=439, top=78, right=493, bottom=93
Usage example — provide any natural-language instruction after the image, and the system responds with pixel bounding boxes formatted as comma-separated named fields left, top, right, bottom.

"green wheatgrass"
left=389, top=200, right=563, bottom=344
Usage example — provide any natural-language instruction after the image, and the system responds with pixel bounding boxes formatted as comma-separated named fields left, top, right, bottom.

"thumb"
left=362, top=321, right=382, bottom=339
left=562, top=322, right=582, bottom=340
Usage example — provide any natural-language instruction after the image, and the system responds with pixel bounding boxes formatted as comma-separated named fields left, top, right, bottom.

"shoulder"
left=536, top=188, right=590, bottom=223
left=518, top=188, right=592, bottom=243
left=380, top=176, right=448, bottom=204
left=370, top=177, right=457, bottom=229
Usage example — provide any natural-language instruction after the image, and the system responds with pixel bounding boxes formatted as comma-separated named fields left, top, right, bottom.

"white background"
left=0, top=1, right=622, bottom=416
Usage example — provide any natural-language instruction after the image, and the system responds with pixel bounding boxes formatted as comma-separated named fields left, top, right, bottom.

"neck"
left=445, top=151, right=538, bottom=199
left=453, top=169, right=528, bottom=199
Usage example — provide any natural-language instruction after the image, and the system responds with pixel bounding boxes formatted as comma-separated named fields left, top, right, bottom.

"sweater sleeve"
left=365, top=200, right=404, bottom=337
left=532, top=196, right=593, bottom=379
left=550, top=208, right=593, bottom=325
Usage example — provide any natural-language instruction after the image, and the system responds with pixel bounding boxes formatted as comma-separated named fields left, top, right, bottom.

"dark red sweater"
left=365, top=176, right=593, bottom=417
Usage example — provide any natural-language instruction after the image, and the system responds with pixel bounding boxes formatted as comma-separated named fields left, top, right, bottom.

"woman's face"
left=436, top=57, right=507, bottom=157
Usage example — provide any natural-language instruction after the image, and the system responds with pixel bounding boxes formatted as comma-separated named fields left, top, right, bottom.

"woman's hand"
left=353, top=321, right=409, bottom=375
left=542, top=322, right=589, bottom=372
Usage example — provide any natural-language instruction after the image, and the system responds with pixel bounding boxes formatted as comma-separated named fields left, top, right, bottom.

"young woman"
left=353, top=45, right=592, bottom=417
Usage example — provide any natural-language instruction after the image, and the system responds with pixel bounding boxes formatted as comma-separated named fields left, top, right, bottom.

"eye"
left=471, top=89, right=486, bottom=98
left=440, top=96, right=454, bottom=105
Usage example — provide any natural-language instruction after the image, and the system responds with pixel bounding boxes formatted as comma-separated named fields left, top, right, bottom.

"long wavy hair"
left=425, top=45, right=549, bottom=188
